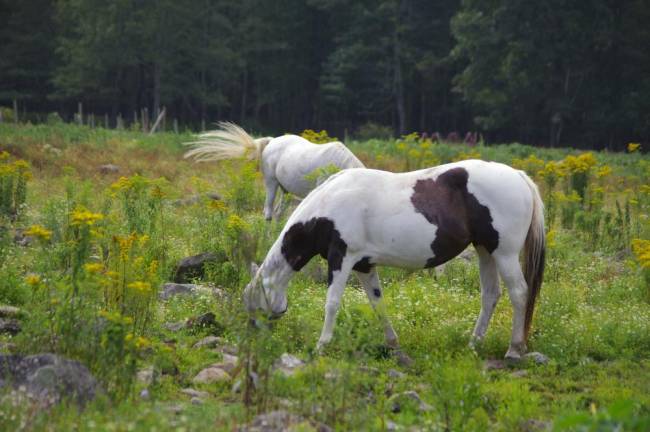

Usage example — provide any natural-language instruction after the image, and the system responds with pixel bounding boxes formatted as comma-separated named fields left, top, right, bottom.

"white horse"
left=184, top=122, right=365, bottom=220
left=244, top=159, right=545, bottom=361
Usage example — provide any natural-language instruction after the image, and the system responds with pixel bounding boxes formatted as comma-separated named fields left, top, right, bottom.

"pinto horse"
left=184, top=122, right=365, bottom=220
left=244, top=160, right=545, bottom=361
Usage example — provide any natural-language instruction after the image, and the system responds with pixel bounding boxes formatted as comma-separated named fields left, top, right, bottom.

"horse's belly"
left=364, top=214, right=437, bottom=269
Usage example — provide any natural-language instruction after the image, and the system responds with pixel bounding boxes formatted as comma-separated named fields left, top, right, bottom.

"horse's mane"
left=184, top=122, right=272, bottom=162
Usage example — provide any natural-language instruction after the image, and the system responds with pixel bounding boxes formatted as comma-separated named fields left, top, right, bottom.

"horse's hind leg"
left=470, top=246, right=501, bottom=347
left=494, top=253, right=528, bottom=360
left=356, top=268, right=399, bottom=348
left=263, top=175, right=279, bottom=221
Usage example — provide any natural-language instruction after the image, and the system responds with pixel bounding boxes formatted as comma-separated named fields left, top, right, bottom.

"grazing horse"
left=244, top=160, right=545, bottom=361
left=184, top=122, right=365, bottom=220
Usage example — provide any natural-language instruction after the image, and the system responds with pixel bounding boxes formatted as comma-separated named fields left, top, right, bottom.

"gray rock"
left=389, top=390, right=433, bottom=413
left=484, top=359, right=508, bottom=370
left=386, top=420, right=399, bottom=431
left=212, top=353, right=238, bottom=374
left=192, top=367, right=230, bottom=384
left=511, top=370, right=529, bottom=378
left=238, top=410, right=332, bottom=432
left=173, top=252, right=223, bottom=283
left=187, top=312, right=217, bottom=330
left=523, top=352, right=550, bottom=365
left=388, top=368, right=406, bottom=379
left=193, top=336, right=225, bottom=349
left=13, top=229, right=31, bottom=247
left=0, top=342, right=16, bottom=352
left=392, top=349, right=414, bottom=368
left=139, top=388, right=150, bottom=400
left=521, top=419, right=552, bottom=431
left=191, top=397, right=204, bottom=405
left=0, top=354, right=99, bottom=407
left=164, top=321, right=186, bottom=332
left=0, top=305, right=23, bottom=318
left=181, top=388, right=209, bottom=399
left=273, top=353, right=305, bottom=377
left=137, top=366, right=154, bottom=385
left=159, top=282, right=207, bottom=300
left=0, top=318, right=20, bottom=335
left=98, top=164, right=120, bottom=174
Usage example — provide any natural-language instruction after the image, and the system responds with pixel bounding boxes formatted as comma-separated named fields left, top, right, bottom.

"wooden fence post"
left=104, top=113, right=109, bottom=129
left=77, top=102, right=83, bottom=125
left=117, top=113, right=124, bottom=129
left=173, top=118, right=178, bottom=134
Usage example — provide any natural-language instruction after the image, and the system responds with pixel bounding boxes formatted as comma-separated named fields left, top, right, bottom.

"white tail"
left=519, top=170, right=546, bottom=341
left=184, top=122, right=272, bottom=162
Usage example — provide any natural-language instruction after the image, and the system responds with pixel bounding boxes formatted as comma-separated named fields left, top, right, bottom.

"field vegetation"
left=0, top=122, right=648, bottom=431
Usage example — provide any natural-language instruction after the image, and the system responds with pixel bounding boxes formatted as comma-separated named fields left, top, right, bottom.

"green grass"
left=0, top=122, right=648, bottom=431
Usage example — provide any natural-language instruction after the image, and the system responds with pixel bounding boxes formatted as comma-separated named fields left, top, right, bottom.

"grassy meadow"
left=0, top=122, right=648, bottom=431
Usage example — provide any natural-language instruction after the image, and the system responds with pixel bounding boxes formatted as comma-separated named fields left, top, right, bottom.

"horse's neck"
left=261, top=242, right=294, bottom=288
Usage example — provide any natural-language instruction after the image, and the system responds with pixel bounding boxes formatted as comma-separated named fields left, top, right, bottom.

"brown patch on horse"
left=410, top=167, right=499, bottom=267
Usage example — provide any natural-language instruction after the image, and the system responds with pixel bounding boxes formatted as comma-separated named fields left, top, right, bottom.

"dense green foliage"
left=1, top=1, right=649, bottom=149
left=0, top=123, right=648, bottom=430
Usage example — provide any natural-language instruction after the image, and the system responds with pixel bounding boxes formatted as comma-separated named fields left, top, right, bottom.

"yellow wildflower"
left=632, top=239, right=650, bottom=269
left=135, top=336, right=151, bottom=350
left=70, top=207, right=104, bottom=226
left=125, top=333, right=134, bottom=343
left=627, top=143, right=641, bottom=153
left=596, top=165, right=612, bottom=178
left=226, top=214, right=250, bottom=232
left=25, top=274, right=41, bottom=286
left=208, top=199, right=227, bottom=212
left=24, top=224, right=52, bottom=241
left=127, top=281, right=151, bottom=293
left=84, top=263, right=104, bottom=274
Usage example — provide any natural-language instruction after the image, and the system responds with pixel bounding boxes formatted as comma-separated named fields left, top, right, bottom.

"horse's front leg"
left=263, top=176, right=279, bottom=221
left=356, top=267, right=399, bottom=348
left=316, top=257, right=354, bottom=352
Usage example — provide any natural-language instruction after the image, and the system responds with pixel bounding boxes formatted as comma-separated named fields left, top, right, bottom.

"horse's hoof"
left=392, top=349, right=414, bottom=368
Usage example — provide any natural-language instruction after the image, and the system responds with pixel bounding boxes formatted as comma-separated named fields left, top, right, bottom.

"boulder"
left=273, top=353, right=305, bottom=377
left=388, top=390, right=433, bottom=413
left=238, top=410, right=332, bottom=432
left=523, top=352, right=550, bottom=365
left=193, top=336, right=225, bottom=349
left=173, top=252, right=223, bottom=283
left=160, top=282, right=209, bottom=300
left=98, top=164, right=120, bottom=174
left=180, top=388, right=209, bottom=399
left=192, top=366, right=230, bottom=384
left=0, top=305, right=23, bottom=318
left=0, top=354, right=99, bottom=407
left=0, top=318, right=20, bottom=335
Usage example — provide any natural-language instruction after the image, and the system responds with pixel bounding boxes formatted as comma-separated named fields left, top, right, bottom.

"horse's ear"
left=249, top=262, right=260, bottom=277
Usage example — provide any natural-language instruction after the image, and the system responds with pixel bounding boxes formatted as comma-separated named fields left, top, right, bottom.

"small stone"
left=164, top=321, right=186, bottom=332
left=511, top=370, right=529, bottom=378
left=392, top=349, right=414, bottom=368
left=192, top=367, right=230, bottom=384
left=137, top=366, right=154, bottom=385
left=13, top=230, right=31, bottom=247
left=0, top=319, right=21, bottom=335
left=386, top=420, right=399, bottom=431
left=388, top=368, right=406, bottom=379
left=389, top=390, right=433, bottom=413
left=523, top=352, right=550, bottom=365
left=190, top=397, right=203, bottom=405
left=214, top=344, right=238, bottom=355
left=0, top=305, right=23, bottom=318
left=273, top=353, right=305, bottom=377
left=98, top=164, right=120, bottom=174
left=521, top=419, right=552, bottom=432
left=239, top=410, right=332, bottom=432
left=139, top=388, right=150, bottom=400
left=181, top=388, right=209, bottom=399
left=0, top=342, right=17, bottom=352
left=484, top=359, right=508, bottom=370
left=159, top=282, right=207, bottom=300
left=193, top=336, right=225, bottom=349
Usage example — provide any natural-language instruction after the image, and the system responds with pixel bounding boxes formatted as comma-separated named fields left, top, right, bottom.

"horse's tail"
left=184, top=121, right=272, bottom=162
left=519, top=171, right=546, bottom=342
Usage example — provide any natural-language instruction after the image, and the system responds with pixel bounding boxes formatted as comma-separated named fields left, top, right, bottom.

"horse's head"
left=243, top=262, right=288, bottom=321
